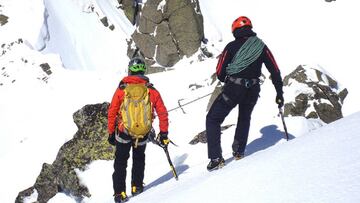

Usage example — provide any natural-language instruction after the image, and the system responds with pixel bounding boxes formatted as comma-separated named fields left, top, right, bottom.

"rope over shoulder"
left=226, top=36, right=265, bottom=75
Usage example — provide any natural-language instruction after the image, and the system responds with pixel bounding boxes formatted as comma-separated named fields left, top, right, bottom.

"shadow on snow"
left=225, top=124, right=295, bottom=164
left=145, top=153, right=189, bottom=190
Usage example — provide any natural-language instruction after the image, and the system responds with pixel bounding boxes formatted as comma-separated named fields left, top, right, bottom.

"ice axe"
left=152, top=133, right=179, bottom=180
left=162, top=144, right=179, bottom=180
left=278, top=107, right=289, bottom=141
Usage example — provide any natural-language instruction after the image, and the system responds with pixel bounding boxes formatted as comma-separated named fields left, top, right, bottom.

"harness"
left=115, top=132, right=149, bottom=146
left=227, top=76, right=260, bottom=88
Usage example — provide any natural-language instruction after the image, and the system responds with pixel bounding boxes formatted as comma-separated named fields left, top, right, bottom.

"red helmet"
left=231, top=16, right=252, bottom=32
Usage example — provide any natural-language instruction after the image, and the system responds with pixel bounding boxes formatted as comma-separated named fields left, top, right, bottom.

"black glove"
left=156, top=131, right=169, bottom=147
left=108, top=132, right=116, bottom=146
left=276, top=94, right=284, bottom=108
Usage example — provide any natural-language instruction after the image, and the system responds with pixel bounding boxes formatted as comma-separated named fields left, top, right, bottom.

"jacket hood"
left=233, top=27, right=257, bottom=39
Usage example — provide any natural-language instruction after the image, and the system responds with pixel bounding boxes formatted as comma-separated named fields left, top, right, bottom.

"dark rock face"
left=283, top=65, right=348, bottom=123
left=16, top=103, right=114, bottom=203
left=0, top=14, right=9, bottom=26
left=117, top=0, right=138, bottom=24
left=128, top=0, right=204, bottom=68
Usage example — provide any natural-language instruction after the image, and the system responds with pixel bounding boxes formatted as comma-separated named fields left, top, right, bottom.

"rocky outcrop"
left=1, top=39, right=53, bottom=86
left=0, top=4, right=8, bottom=26
left=0, top=14, right=8, bottom=26
left=16, top=103, right=114, bottom=203
left=128, top=0, right=204, bottom=68
left=283, top=65, right=348, bottom=123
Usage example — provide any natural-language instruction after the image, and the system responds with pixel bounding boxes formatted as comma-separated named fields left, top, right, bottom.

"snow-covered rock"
left=283, top=65, right=348, bottom=123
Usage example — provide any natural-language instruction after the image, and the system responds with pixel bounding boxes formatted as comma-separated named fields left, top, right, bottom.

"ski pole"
left=162, top=145, right=179, bottom=180
left=278, top=107, right=289, bottom=141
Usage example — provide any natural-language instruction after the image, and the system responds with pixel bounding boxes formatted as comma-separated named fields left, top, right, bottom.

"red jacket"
left=108, top=75, right=169, bottom=134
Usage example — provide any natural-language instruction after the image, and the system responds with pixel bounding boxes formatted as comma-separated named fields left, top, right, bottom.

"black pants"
left=206, top=82, right=260, bottom=159
left=112, top=141, right=146, bottom=194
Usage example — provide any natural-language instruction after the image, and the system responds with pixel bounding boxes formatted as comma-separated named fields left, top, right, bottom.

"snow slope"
left=42, top=0, right=131, bottom=70
left=127, top=111, right=360, bottom=203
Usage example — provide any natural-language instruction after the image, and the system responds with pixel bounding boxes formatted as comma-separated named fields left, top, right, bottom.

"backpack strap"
left=146, top=82, right=157, bottom=90
left=119, top=82, right=153, bottom=89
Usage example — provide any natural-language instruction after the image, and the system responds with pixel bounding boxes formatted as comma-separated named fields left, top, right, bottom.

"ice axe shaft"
left=162, top=146, right=179, bottom=180
left=279, top=107, right=289, bottom=141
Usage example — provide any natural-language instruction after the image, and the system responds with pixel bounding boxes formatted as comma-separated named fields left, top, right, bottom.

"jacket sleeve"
left=216, top=45, right=232, bottom=82
left=108, top=88, right=124, bottom=134
left=150, top=89, right=169, bottom=133
left=263, top=46, right=283, bottom=95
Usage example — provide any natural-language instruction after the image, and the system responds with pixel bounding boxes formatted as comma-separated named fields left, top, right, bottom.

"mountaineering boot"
left=207, top=157, right=225, bottom=171
left=232, top=151, right=245, bottom=160
left=114, top=191, right=129, bottom=203
left=131, top=185, right=144, bottom=196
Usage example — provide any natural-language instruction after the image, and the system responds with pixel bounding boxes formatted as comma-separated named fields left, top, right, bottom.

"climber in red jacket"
left=107, top=57, right=169, bottom=203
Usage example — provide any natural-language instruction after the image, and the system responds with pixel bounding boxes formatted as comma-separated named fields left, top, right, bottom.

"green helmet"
left=128, top=57, right=146, bottom=74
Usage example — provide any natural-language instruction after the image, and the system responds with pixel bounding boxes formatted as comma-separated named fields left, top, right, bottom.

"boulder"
left=166, top=0, right=204, bottom=57
left=132, top=32, right=157, bottom=58
left=154, top=21, right=180, bottom=66
left=283, top=65, right=348, bottom=123
left=140, top=0, right=163, bottom=24
left=16, top=103, right=114, bottom=202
